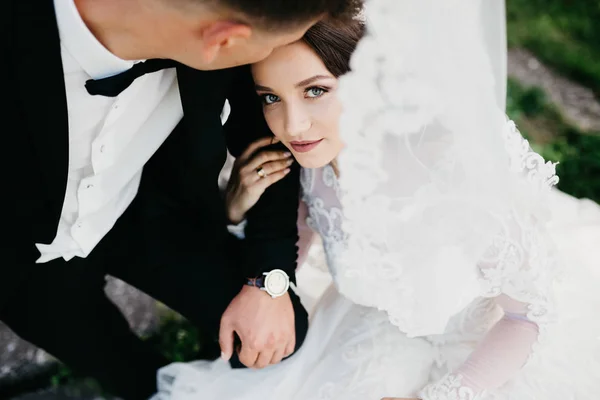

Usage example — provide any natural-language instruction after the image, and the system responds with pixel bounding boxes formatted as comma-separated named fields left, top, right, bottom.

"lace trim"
left=418, top=373, right=485, bottom=400
left=300, top=167, right=316, bottom=196
left=503, top=119, right=559, bottom=190
left=301, top=164, right=341, bottom=200
left=340, top=118, right=557, bottom=330
left=301, top=165, right=347, bottom=277
left=480, top=119, right=560, bottom=362
left=416, top=121, right=560, bottom=398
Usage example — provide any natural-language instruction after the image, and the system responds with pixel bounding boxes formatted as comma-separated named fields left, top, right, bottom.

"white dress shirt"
left=35, top=0, right=184, bottom=263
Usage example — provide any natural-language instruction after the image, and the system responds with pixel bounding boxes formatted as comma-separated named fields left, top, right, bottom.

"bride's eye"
left=305, top=87, right=328, bottom=98
left=260, top=93, right=280, bottom=105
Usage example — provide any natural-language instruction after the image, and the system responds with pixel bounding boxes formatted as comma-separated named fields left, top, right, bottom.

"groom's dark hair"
left=202, top=0, right=364, bottom=31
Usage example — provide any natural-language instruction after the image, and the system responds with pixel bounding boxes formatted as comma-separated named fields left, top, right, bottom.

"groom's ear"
left=198, top=21, right=252, bottom=64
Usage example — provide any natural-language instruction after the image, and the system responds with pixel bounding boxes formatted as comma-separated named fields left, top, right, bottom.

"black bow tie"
left=85, top=58, right=178, bottom=97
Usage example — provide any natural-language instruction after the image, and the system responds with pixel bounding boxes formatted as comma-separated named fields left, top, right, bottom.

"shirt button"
left=100, top=145, right=105, bottom=153
left=86, top=184, right=94, bottom=189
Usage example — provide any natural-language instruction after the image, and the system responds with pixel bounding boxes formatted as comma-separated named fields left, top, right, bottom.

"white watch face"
left=265, top=270, right=289, bottom=297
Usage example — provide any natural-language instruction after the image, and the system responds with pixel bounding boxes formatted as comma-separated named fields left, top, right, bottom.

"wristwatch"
left=246, top=269, right=290, bottom=298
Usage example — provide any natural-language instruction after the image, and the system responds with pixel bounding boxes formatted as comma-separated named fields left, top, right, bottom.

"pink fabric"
left=454, top=295, right=539, bottom=392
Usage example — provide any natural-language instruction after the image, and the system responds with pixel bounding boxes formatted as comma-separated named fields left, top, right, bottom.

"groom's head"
left=138, top=0, right=363, bottom=70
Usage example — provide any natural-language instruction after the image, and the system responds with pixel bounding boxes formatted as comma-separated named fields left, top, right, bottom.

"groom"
left=0, top=0, right=358, bottom=399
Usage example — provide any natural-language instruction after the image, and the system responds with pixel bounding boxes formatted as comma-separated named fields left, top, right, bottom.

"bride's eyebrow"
left=294, top=75, right=334, bottom=88
left=255, top=84, right=274, bottom=92
left=254, top=75, right=335, bottom=92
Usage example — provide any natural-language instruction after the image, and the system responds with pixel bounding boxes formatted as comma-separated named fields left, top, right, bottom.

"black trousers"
left=0, top=199, right=308, bottom=400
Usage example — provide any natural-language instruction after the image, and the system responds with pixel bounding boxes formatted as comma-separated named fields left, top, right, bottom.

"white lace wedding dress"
left=152, top=0, right=600, bottom=397
left=152, top=161, right=600, bottom=400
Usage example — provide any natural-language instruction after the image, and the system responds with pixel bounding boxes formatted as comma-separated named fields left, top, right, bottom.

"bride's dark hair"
left=301, top=17, right=365, bottom=175
left=302, top=17, right=366, bottom=78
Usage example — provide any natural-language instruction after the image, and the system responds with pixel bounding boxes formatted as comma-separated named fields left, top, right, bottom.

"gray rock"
left=103, top=276, right=160, bottom=336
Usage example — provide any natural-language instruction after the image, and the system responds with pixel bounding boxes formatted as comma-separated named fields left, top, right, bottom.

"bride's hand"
left=225, top=137, right=294, bottom=224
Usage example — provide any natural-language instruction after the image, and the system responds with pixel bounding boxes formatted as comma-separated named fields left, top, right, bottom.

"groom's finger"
left=269, top=348, right=285, bottom=366
left=283, top=339, right=295, bottom=358
left=253, top=350, right=273, bottom=369
left=238, top=345, right=259, bottom=368
left=218, top=322, right=235, bottom=361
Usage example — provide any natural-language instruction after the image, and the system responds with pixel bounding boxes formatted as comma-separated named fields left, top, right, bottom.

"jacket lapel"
left=14, top=0, right=69, bottom=236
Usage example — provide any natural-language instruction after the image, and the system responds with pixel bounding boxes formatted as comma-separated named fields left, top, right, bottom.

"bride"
left=153, top=0, right=600, bottom=399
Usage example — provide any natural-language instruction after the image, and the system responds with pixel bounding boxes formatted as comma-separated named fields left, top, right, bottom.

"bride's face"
left=251, top=41, right=344, bottom=169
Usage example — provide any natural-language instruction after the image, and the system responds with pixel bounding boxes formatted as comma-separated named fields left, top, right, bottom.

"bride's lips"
left=290, top=139, right=324, bottom=153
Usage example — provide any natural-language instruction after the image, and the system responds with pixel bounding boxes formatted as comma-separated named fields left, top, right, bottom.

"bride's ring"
left=256, top=167, right=267, bottom=178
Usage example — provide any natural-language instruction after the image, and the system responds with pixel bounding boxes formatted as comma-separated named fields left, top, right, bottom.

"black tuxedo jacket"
left=0, top=1, right=300, bottom=307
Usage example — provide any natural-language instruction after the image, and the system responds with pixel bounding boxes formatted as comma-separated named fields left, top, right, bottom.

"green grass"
left=507, top=78, right=600, bottom=203
left=142, top=310, right=203, bottom=362
left=506, top=0, right=600, bottom=200
left=507, top=0, right=600, bottom=97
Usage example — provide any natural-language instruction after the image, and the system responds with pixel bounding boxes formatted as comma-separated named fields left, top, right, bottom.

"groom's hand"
left=219, top=285, right=295, bottom=369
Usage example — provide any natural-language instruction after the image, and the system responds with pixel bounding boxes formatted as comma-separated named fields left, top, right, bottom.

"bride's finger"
left=238, top=136, right=279, bottom=163
left=242, top=150, right=291, bottom=175
left=253, top=168, right=291, bottom=192
left=247, top=158, right=294, bottom=184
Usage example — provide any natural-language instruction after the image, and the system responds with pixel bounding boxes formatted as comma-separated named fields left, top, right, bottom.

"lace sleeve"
left=418, top=295, right=540, bottom=400
left=418, top=216, right=556, bottom=400
left=418, top=122, right=560, bottom=399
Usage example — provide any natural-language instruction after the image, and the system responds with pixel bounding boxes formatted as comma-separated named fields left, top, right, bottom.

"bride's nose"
left=284, top=103, right=311, bottom=137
